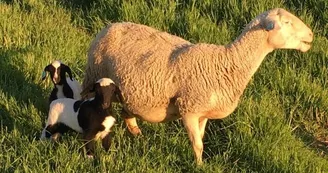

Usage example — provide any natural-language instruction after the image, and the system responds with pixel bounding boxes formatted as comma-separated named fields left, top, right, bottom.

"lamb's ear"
left=115, top=87, right=124, bottom=103
left=41, top=65, right=50, bottom=81
left=89, top=85, right=95, bottom=92
left=62, top=64, right=73, bottom=80
left=89, top=83, right=98, bottom=92
left=80, top=84, right=94, bottom=99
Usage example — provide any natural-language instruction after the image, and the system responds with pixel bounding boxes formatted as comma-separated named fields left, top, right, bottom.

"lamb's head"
left=42, top=60, right=73, bottom=84
left=91, top=78, right=116, bottom=109
left=245, top=8, right=313, bottom=52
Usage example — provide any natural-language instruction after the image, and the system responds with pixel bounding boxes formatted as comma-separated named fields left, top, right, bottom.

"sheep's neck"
left=223, top=28, right=273, bottom=100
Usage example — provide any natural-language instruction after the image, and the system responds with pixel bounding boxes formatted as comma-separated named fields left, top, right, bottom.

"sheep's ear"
left=262, top=18, right=279, bottom=31
left=41, top=65, right=50, bottom=80
left=62, top=64, right=73, bottom=80
left=265, top=22, right=275, bottom=31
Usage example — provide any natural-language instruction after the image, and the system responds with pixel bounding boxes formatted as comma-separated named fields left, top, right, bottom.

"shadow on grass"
left=203, top=120, right=229, bottom=157
left=54, top=0, right=122, bottom=33
left=0, top=48, right=47, bottom=136
left=51, top=0, right=190, bottom=38
left=202, top=119, right=293, bottom=172
left=0, top=104, right=15, bottom=131
left=294, top=124, right=328, bottom=156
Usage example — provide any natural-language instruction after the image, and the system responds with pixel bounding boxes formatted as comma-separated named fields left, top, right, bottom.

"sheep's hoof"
left=196, top=160, right=203, bottom=166
left=87, top=155, right=94, bottom=159
left=128, top=126, right=142, bottom=136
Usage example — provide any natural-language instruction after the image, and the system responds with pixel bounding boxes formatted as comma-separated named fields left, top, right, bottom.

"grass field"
left=1, top=0, right=328, bottom=172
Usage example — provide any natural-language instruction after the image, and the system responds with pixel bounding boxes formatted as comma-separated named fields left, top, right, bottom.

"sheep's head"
left=42, top=60, right=73, bottom=84
left=260, top=8, right=313, bottom=52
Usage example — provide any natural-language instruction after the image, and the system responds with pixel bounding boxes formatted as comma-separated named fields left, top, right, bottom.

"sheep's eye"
left=284, top=21, right=292, bottom=25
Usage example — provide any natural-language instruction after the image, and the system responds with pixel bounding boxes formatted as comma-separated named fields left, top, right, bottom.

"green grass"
left=1, top=0, right=328, bottom=172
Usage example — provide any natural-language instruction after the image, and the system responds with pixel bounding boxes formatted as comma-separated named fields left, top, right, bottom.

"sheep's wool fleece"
left=83, top=15, right=272, bottom=116
left=84, top=23, right=193, bottom=115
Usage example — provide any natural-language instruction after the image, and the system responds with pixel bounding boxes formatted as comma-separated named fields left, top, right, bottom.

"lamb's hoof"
left=51, top=133, right=60, bottom=141
left=128, top=126, right=142, bottom=136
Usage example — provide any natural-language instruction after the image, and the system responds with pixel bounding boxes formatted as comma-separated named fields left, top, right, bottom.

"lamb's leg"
left=199, top=118, right=208, bottom=139
left=101, top=132, right=113, bottom=152
left=83, top=131, right=97, bottom=158
left=41, top=125, right=59, bottom=140
left=121, top=109, right=141, bottom=136
left=182, top=114, right=204, bottom=165
left=42, top=123, right=70, bottom=141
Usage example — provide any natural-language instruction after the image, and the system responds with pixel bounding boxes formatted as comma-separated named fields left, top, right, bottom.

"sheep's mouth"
left=301, top=35, right=313, bottom=46
left=302, top=41, right=312, bottom=46
left=299, top=40, right=312, bottom=52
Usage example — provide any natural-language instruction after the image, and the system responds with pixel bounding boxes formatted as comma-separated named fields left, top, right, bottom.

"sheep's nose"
left=309, top=31, right=313, bottom=37
left=303, top=30, right=313, bottom=43
left=308, top=30, right=314, bottom=42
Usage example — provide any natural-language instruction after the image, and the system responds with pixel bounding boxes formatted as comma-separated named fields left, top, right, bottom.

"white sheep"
left=41, top=78, right=119, bottom=157
left=81, top=8, right=313, bottom=164
left=42, top=60, right=82, bottom=104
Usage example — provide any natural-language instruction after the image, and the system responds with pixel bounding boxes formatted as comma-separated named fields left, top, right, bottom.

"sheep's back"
left=84, top=22, right=192, bottom=115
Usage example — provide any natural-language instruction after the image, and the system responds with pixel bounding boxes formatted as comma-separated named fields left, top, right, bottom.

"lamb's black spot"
left=45, top=125, right=53, bottom=138
left=63, top=84, right=74, bottom=99
left=49, top=88, right=58, bottom=104
left=73, top=100, right=83, bottom=112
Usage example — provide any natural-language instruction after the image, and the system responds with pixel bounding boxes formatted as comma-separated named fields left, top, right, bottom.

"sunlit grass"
left=0, top=0, right=328, bottom=172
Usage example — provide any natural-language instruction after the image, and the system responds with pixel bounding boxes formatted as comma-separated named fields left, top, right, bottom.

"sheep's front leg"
left=121, top=109, right=141, bottom=136
left=182, top=114, right=204, bottom=165
left=199, top=118, right=208, bottom=140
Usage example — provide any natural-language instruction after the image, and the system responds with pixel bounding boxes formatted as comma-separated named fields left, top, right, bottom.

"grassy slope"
left=0, top=0, right=328, bottom=172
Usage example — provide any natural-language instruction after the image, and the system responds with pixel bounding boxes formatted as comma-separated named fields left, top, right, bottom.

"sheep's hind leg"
left=121, top=109, right=142, bottom=136
left=182, top=113, right=205, bottom=165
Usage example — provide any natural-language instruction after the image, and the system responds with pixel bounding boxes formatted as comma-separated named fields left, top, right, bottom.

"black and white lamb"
left=42, top=60, right=82, bottom=104
left=40, top=78, right=120, bottom=157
